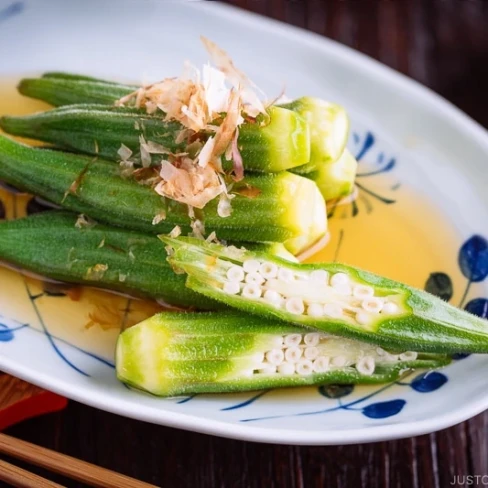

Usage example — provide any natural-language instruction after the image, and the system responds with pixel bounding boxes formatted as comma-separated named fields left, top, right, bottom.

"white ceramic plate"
left=0, top=0, right=487, bottom=445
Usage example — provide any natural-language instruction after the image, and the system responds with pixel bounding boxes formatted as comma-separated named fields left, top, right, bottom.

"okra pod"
left=163, top=237, right=488, bottom=354
left=0, top=105, right=186, bottom=165
left=1, top=104, right=311, bottom=172
left=18, top=74, right=135, bottom=107
left=116, top=310, right=450, bottom=396
left=0, top=135, right=326, bottom=253
left=0, top=211, right=216, bottom=309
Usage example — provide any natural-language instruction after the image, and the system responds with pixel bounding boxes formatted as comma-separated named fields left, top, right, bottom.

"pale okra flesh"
left=304, top=148, right=358, bottom=201
left=284, top=97, right=350, bottom=174
left=164, top=238, right=488, bottom=354
left=116, top=310, right=449, bottom=396
left=0, top=135, right=327, bottom=254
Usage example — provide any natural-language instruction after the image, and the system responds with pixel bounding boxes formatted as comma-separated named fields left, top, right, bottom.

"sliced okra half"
left=116, top=310, right=449, bottom=396
left=163, top=237, right=488, bottom=354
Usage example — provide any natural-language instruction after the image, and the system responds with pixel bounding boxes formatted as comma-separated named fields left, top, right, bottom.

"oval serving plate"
left=0, top=0, right=487, bottom=445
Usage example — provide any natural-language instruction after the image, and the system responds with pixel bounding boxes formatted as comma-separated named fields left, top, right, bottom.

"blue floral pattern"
left=328, top=131, right=398, bottom=218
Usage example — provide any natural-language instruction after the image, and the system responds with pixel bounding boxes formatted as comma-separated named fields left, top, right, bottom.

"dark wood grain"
left=4, top=1, right=488, bottom=487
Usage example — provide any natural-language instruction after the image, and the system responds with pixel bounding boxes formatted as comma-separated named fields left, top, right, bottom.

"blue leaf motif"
left=362, top=399, right=405, bottom=419
left=410, top=372, right=448, bottom=392
left=319, top=384, right=354, bottom=399
left=465, top=298, right=488, bottom=319
left=458, top=235, right=488, bottom=282
left=0, top=324, right=14, bottom=342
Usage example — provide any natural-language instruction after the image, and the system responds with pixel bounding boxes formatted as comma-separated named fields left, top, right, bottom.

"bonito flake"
left=155, top=159, right=225, bottom=209
left=116, top=37, right=269, bottom=214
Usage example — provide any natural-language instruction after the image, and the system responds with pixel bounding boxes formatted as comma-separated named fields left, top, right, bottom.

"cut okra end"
left=276, top=172, right=327, bottom=254
left=282, top=97, right=350, bottom=174
left=116, top=310, right=449, bottom=397
left=162, top=238, right=488, bottom=354
left=303, top=148, right=358, bottom=201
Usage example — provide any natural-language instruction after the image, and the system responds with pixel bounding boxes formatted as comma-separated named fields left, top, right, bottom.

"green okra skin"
left=116, top=310, right=450, bottom=396
left=41, top=72, right=121, bottom=82
left=227, top=106, right=311, bottom=172
left=302, top=149, right=358, bottom=201
left=18, top=75, right=136, bottom=107
left=1, top=104, right=311, bottom=173
left=283, top=97, right=350, bottom=174
left=0, top=105, right=186, bottom=165
left=0, top=211, right=216, bottom=309
left=0, top=135, right=327, bottom=253
left=162, top=237, right=488, bottom=354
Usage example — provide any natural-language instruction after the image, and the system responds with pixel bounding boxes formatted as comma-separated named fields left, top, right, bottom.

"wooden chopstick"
left=0, top=458, right=65, bottom=488
left=0, top=433, right=158, bottom=488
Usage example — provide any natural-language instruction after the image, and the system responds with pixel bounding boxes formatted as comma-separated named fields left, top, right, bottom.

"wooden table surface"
left=5, top=1, right=488, bottom=487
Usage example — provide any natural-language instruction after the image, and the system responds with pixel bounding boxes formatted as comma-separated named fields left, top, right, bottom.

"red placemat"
left=0, top=373, right=67, bottom=430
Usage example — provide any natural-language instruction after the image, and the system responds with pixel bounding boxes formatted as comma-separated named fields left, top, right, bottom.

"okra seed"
left=285, top=297, right=305, bottom=315
left=361, top=297, right=383, bottom=313
left=258, top=364, right=277, bottom=375
left=310, top=269, right=329, bottom=283
left=265, top=349, right=285, bottom=365
left=259, top=262, right=278, bottom=279
left=399, top=351, right=418, bottom=361
left=307, top=303, right=324, bottom=317
left=304, top=346, right=319, bottom=360
left=226, top=266, right=245, bottom=282
left=242, top=283, right=262, bottom=299
left=295, top=272, right=310, bottom=281
left=356, top=356, right=375, bottom=376
left=278, top=362, right=295, bottom=375
left=245, top=272, right=265, bottom=285
left=330, top=273, right=349, bottom=286
left=382, top=302, right=398, bottom=314
left=284, top=334, right=302, bottom=347
left=223, top=281, right=240, bottom=295
left=313, top=356, right=330, bottom=373
left=323, top=303, right=343, bottom=318
left=376, top=347, right=386, bottom=356
left=304, top=333, right=320, bottom=346
left=332, top=282, right=352, bottom=296
left=296, top=359, right=314, bottom=375
left=355, top=311, right=371, bottom=325
left=263, top=289, right=284, bottom=308
left=353, top=284, right=374, bottom=299
left=331, top=355, right=347, bottom=367
left=278, top=268, right=294, bottom=283
left=243, top=259, right=261, bottom=273
left=285, top=347, right=303, bottom=363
